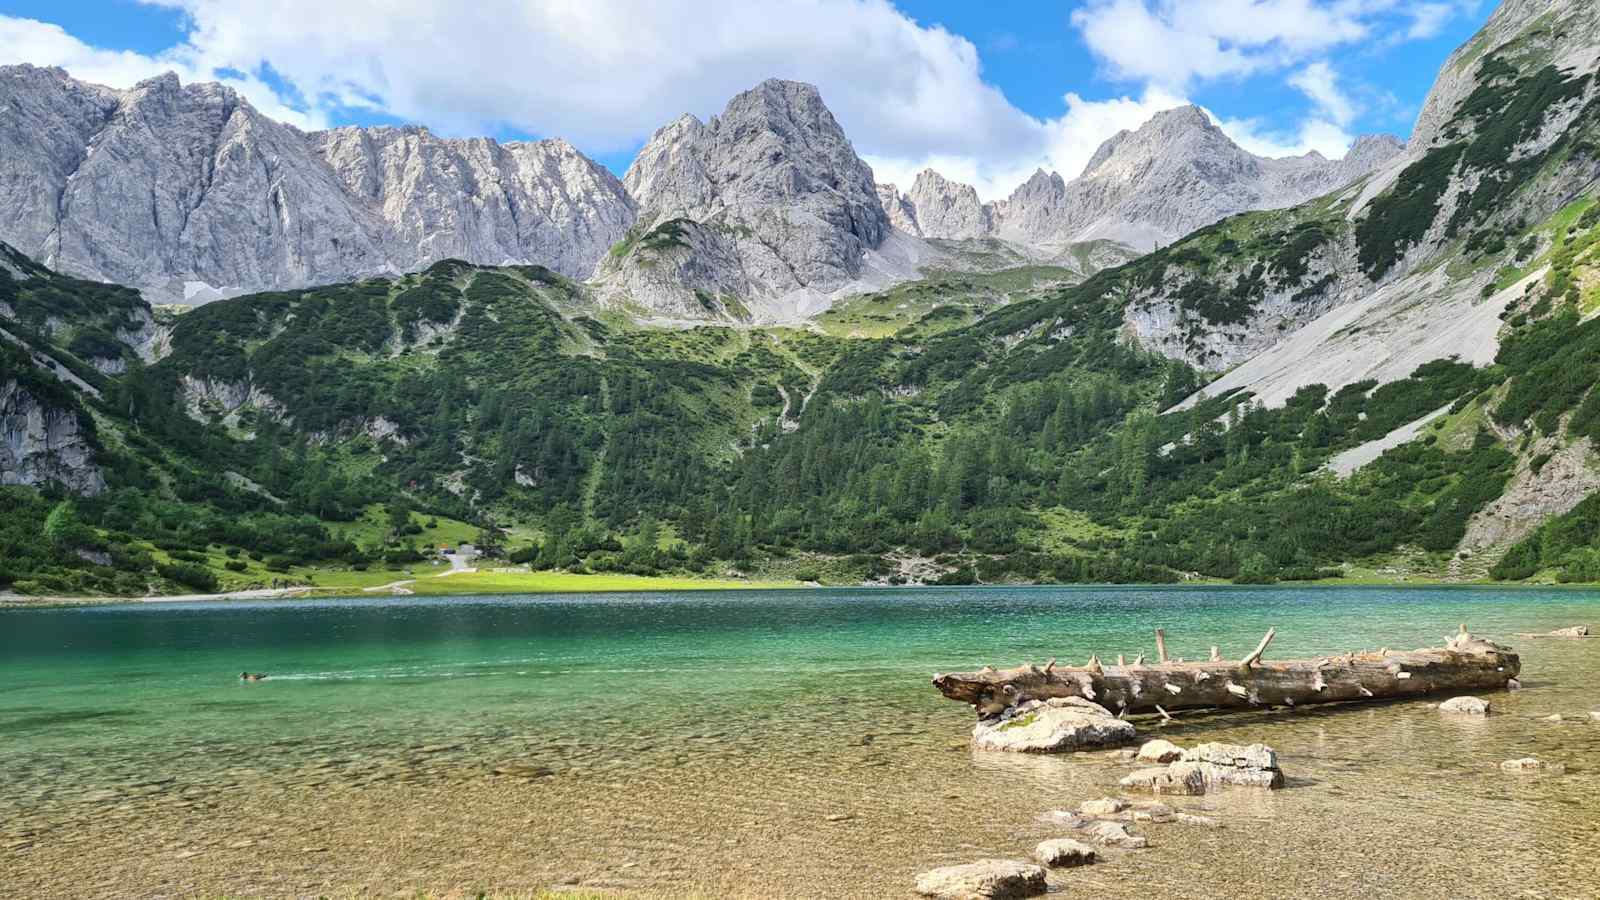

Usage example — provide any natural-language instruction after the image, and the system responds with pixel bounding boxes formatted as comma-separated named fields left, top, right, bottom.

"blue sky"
left=1, top=0, right=1492, bottom=198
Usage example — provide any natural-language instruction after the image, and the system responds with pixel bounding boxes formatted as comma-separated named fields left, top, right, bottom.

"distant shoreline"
left=7, top=575, right=1600, bottom=608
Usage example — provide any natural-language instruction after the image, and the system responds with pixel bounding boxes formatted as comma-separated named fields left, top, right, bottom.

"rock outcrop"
left=970, top=697, right=1136, bottom=753
left=0, top=378, right=105, bottom=496
left=0, top=65, right=635, bottom=304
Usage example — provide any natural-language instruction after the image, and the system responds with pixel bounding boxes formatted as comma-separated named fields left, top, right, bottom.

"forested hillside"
left=4, top=0, right=1600, bottom=596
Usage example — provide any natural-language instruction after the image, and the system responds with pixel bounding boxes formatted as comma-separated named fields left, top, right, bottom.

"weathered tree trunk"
left=932, top=628, right=1520, bottom=718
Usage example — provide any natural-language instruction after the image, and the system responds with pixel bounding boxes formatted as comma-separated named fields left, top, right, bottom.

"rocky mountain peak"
left=0, top=67, right=636, bottom=302
left=882, top=102, right=1402, bottom=256
left=611, top=78, right=889, bottom=319
left=896, top=169, right=990, bottom=240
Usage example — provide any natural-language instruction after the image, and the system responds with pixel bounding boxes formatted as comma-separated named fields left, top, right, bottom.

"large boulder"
left=913, top=859, right=1048, bottom=899
left=1034, top=838, right=1096, bottom=868
left=1119, top=742, right=1283, bottom=794
left=1439, top=696, right=1490, bottom=716
left=971, top=697, right=1136, bottom=753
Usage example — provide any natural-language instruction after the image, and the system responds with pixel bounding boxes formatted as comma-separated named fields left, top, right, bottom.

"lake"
left=3, top=585, right=1598, bottom=898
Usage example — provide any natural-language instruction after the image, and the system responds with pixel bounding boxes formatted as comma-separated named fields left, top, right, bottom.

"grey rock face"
left=884, top=106, right=1403, bottom=254
left=614, top=79, right=889, bottom=319
left=0, top=379, right=105, bottom=496
left=898, top=170, right=992, bottom=240
left=594, top=219, right=754, bottom=321
left=1410, top=0, right=1597, bottom=152
left=0, top=65, right=635, bottom=303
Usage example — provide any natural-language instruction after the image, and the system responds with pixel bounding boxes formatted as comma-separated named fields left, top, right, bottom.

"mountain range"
left=1, top=63, right=1401, bottom=320
left=4, top=0, right=1600, bottom=597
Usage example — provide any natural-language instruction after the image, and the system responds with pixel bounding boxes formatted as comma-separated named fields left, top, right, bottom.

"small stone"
left=1506, top=679, right=1522, bottom=691
left=1105, top=748, right=1138, bottom=760
left=1041, top=810, right=1083, bottom=828
left=913, top=859, right=1048, bottom=899
left=1173, top=812, right=1222, bottom=828
left=1079, top=797, right=1128, bottom=817
left=825, top=813, right=855, bottom=822
left=1136, top=739, right=1184, bottom=763
left=1549, top=625, right=1589, bottom=637
left=1543, top=714, right=1563, bottom=723
left=1439, top=696, right=1490, bottom=716
left=1501, top=757, right=1565, bottom=774
left=1080, top=820, right=1147, bottom=849
left=1034, top=838, right=1096, bottom=868
left=1590, top=710, right=1600, bottom=722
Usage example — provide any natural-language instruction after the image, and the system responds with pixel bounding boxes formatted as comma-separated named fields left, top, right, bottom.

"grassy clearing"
left=326, top=504, right=481, bottom=549
left=403, top=570, right=798, bottom=595
left=1029, top=507, right=1132, bottom=556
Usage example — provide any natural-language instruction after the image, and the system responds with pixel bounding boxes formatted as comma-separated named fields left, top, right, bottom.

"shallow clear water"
left=3, top=586, right=1598, bottom=898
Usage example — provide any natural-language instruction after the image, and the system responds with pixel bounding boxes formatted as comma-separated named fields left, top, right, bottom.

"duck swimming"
left=239, top=671, right=267, bottom=682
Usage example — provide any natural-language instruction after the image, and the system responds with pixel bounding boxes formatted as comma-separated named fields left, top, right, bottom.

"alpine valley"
left=3, top=0, right=1600, bottom=598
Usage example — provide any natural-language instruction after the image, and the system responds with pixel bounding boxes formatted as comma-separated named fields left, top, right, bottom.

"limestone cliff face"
left=609, top=80, right=890, bottom=320
left=881, top=107, right=1405, bottom=255
left=0, top=65, right=636, bottom=303
left=1167, top=0, right=1600, bottom=403
left=0, top=379, right=105, bottom=496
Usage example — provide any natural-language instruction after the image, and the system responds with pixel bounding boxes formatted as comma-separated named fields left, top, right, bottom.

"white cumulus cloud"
left=0, top=14, right=321, bottom=128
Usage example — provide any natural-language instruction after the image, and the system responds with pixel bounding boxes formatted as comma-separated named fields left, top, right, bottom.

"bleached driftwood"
left=933, top=626, right=1520, bottom=717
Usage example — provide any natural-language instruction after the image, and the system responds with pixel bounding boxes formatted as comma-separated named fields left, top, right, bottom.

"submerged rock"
left=1080, top=820, right=1148, bottom=849
left=1119, top=742, right=1284, bottom=794
left=1078, top=797, right=1128, bottom=817
left=971, top=698, right=1136, bottom=753
left=1136, top=739, right=1184, bottom=763
left=913, top=859, right=1048, bottom=899
left=1034, top=838, right=1096, bottom=868
left=1501, top=757, right=1565, bottom=774
left=1439, top=696, right=1490, bottom=716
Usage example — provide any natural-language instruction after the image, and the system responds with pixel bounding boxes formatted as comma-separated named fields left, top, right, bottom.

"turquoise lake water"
left=4, top=585, right=1599, bottom=898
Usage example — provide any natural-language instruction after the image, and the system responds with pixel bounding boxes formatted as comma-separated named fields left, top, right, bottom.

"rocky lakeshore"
left=4, top=591, right=1599, bottom=898
left=913, top=627, right=1585, bottom=899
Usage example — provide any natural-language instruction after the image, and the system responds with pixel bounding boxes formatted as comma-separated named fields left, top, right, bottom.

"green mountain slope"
left=5, top=0, right=1600, bottom=595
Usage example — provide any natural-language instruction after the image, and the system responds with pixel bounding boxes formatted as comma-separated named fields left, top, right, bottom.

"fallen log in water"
left=933, top=626, right=1520, bottom=718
